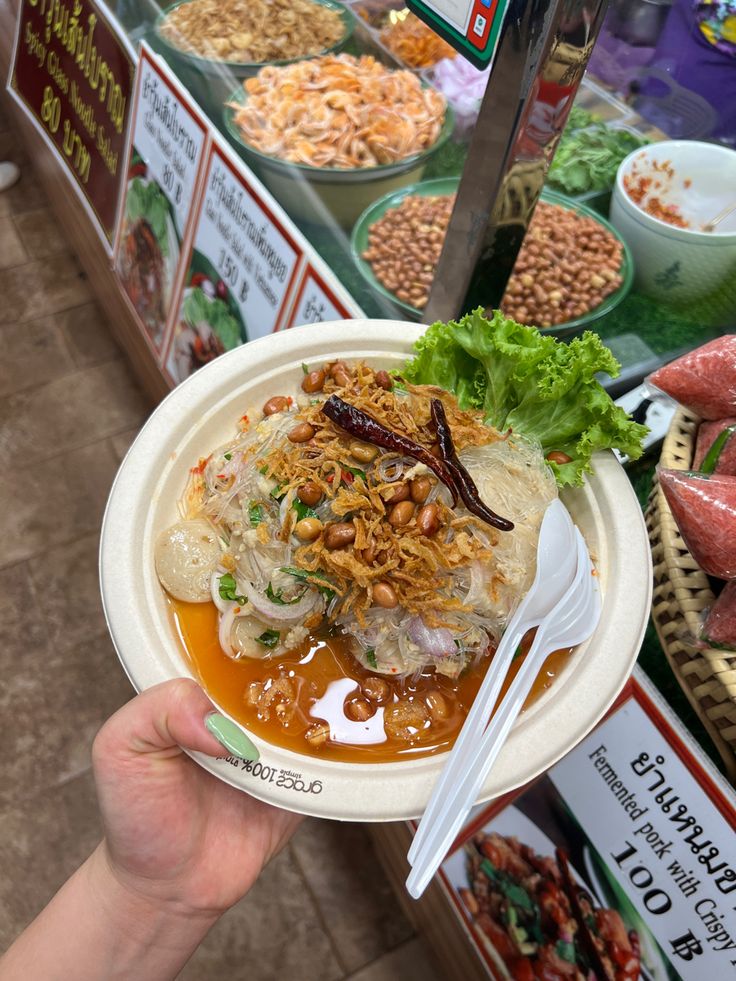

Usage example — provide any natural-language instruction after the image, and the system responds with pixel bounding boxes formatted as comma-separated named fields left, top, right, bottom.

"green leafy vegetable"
left=125, top=177, right=171, bottom=256
left=556, top=940, right=577, bottom=963
left=248, top=501, right=263, bottom=526
left=281, top=566, right=336, bottom=601
left=403, top=309, right=647, bottom=486
left=265, top=582, right=306, bottom=605
left=292, top=498, right=317, bottom=521
left=565, top=106, right=599, bottom=131
left=218, top=573, right=245, bottom=604
left=365, top=649, right=377, bottom=669
left=548, top=122, right=648, bottom=195
left=182, top=287, right=241, bottom=351
left=256, top=629, right=280, bottom=648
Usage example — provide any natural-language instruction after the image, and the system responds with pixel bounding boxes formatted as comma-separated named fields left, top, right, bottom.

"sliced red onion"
left=406, top=616, right=456, bottom=658
left=243, top=581, right=318, bottom=622
left=219, top=605, right=238, bottom=657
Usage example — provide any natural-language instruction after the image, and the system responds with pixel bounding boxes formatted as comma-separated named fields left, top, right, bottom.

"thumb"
left=92, top=678, right=258, bottom=770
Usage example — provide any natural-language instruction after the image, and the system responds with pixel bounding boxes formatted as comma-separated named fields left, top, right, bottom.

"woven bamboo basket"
left=646, top=407, right=736, bottom=780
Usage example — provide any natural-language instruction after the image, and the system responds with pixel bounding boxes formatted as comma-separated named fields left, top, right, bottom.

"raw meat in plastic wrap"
left=658, top=467, right=736, bottom=579
left=693, top=418, right=736, bottom=474
left=648, top=336, right=736, bottom=420
left=702, top=580, right=736, bottom=649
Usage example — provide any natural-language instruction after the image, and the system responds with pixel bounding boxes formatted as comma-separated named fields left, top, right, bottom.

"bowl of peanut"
left=352, top=182, right=633, bottom=333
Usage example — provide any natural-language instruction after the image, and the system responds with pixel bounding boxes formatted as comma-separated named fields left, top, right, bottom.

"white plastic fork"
left=406, top=530, right=601, bottom=898
left=407, top=498, right=577, bottom=866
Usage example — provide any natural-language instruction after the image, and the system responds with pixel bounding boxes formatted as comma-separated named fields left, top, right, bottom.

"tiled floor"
left=0, top=101, right=442, bottom=978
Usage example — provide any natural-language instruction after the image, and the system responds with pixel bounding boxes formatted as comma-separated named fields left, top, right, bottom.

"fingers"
left=93, top=678, right=225, bottom=767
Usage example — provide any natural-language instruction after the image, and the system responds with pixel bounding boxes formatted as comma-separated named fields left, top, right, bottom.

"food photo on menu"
left=116, top=152, right=181, bottom=347
left=166, top=251, right=247, bottom=381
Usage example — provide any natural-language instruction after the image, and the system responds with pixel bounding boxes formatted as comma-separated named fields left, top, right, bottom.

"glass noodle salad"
left=153, top=313, right=644, bottom=760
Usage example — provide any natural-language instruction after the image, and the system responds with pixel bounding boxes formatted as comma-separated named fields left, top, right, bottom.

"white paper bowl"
left=99, top=321, right=651, bottom=821
left=610, top=141, right=736, bottom=306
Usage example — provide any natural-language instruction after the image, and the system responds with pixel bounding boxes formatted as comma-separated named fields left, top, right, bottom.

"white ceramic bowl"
left=610, top=140, right=736, bottom=308
left=99, top=321, right=651, bottom=821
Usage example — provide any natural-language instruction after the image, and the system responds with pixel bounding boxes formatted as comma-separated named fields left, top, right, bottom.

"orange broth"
left=170, top=597, right=572, bottom=763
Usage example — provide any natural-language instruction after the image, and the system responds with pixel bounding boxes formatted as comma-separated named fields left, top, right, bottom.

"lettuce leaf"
left=182, top=286, right=241, bottom=351
left=126, top=177, right=171, bottom=257
left=403, top=309, right=647, bottom=486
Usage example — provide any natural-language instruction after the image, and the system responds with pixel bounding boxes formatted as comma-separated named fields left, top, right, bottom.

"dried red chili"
left=430, top=399, right=514, bottom=532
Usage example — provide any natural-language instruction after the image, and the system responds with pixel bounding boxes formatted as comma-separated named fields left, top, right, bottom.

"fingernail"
left=205, top=713, right=259, bottom=761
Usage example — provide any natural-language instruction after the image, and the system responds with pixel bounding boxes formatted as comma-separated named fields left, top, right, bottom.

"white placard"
left=113, top=44, right=209, bottom=355
left=285, top=263, right=355, bottom=328
left=165, top=138, right=302, bottom=383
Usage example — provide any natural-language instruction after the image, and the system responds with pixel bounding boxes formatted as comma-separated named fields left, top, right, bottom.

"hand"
left=92, top=678, right=302, bottom=920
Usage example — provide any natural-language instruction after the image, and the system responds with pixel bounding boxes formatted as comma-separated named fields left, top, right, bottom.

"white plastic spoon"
left=407, top=531, right=601, bottom=899
left=408, top=498, right=577, bottom=865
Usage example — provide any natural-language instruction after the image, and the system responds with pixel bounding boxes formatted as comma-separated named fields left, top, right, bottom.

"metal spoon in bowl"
left=702, top=202, right=736, bottom=233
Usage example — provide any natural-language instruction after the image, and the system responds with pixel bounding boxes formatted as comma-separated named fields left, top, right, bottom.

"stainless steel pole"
left=424, top=0, right=610, bottom=323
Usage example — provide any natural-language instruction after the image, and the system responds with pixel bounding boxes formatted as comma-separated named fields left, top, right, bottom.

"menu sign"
left=285, top=263, right=355, bottom=328
left=164, top=138, right=302, bottom=383
left=113, top=44, right=209, bottom=354
left=8, top=0, right=134, bottom=246
left=439, top=672, right=736, bottom=981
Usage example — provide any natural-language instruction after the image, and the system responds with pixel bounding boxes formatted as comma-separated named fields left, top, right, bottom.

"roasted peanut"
left=332, top=367, right=351, bottom=388
left=344, top=698, right=374, bottom=722
left=349, top=441, right=378, bottom=463
left=546, top=450, right=573, bottom=465
left=294, top=517, right=323, bottom=541
left=383, top=481, right=410, bottom=504
left=297, top=481, right=322, bottom=506
left=324, top=522, right=356, bottom=549
left=262, top=395, right=289, bottom=416
left=305, top=722, right=330, bottom=747
left=410, top=476, right=432, bottom=504
left=329, top=360, right=349, bottom=378
left=375, top=370, right=393, bottom=390
left=362, top=676, right=390, bottom=703
left=425, top=690, right=449, bottom=721
left=361, top=542, right=378, bottom=564
left=373, top=580, right=398, bottom=608
left=301, top=368, right=326, bottom=393
left=287, top=422, right=315, bottom=443
left=388, top=500, right=415, bottom=527
left=384, top=698, right=429, bottom=740
left=416, top=503, right=440, bottom=537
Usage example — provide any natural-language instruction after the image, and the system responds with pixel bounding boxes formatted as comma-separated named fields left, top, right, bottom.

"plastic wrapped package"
left=702, top=580, right=736, bottom=649
left=693, top=418, right=736, bottom=474
left=658, top=467, right=736, bottom=579
left=647, top=335, right=736, bottom=420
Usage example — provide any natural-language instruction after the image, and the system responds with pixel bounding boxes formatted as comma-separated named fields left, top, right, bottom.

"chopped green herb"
left=342, top=465, right=367, bottom=482
left=218, top=573, right=246, bottom=604
left=302, top=362, right=309, bottom=374
left=280, top=566, right=336, bottom=601
left=365, top=649, right=377, bottom=669
left=224, top=453, right=232, bottom=461
left=265, top=582, right=306, bottom=605
left=292, top=498, right=318, bottom=521
left=248, top=501, right=263, bottom=526
left=555, top=940, right=576, bottom=964
left=256, top=629, right=280, bottom=648
left=512, top=643, right=523, bottom=661
left=270, top=481, right=286, bottom=501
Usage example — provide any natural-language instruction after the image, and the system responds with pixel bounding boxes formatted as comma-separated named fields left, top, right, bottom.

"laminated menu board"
left=282, top=262, right=357, bottom=330
left=436, top=669, right=736, bottom=981
left=113, top=43, right=209, bottom=356
left=7, top=0, right=135, bottom=247
left=163, top=136, right=361, bottom=384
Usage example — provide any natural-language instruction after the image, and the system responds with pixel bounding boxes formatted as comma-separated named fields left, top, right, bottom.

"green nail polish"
left=205, top=713, right=259, bottom=761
